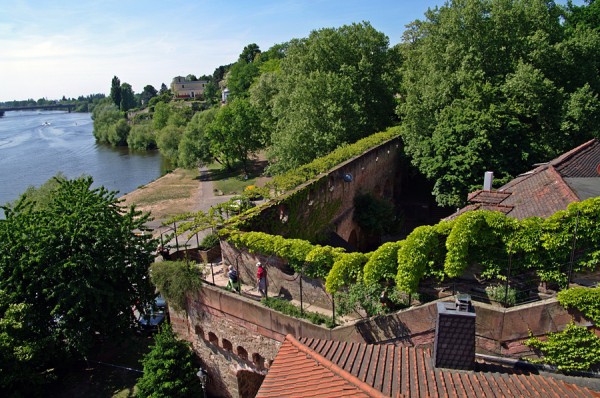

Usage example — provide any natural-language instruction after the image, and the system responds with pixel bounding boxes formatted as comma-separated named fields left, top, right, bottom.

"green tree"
left=267, top=22, right=398, bottom=173
left=108, top=118, right=130, bottom=146
left=0, top=177, right=157, bottom=359
left=157, top=125, right=184, bottom=164
left=159, top=82, right=168, bottom=94
left=205, top=98, right=264, bottom=172
left=239, top=43, right=261, bottom=63
left=153, top=101, right=171, bottom=130
left=398, top=0, right=600, bottom=207
left=110, top=75, right=122, bottom=108
left=92, top=99, right=122, bottom=143
left=0, top=294, right=58, bottom=396
left=120, top=82, right=136, bottom=112
left=135, top=324, right=202, bottom=398
left=178, top=107, right=218, bottom=168
left=128, top=121, right=157, bottom=150
left=226, top=60, right=260, bottom=98
left=140, top=85, right=158, bottom=106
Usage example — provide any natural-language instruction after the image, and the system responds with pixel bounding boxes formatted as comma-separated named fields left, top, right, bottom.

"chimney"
left=433, top=294, right=476, bottom=370
left=483, top=171, right=493, bottom=191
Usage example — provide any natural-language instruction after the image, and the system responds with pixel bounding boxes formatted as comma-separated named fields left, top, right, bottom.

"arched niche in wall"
left=252, top=352, right=264, bottom=369
left=208, top=332, right=219, bottom=346
left=237, top=346, right=248, bottom=360
left=222, top=338, right=233, bottom=352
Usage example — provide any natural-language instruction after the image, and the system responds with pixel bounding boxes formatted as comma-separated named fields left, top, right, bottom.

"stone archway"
left=236, top=369, right=265, bottom=398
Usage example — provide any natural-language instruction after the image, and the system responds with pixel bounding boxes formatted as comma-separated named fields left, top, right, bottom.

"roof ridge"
left=286, top=334, right=390, bottom=398
left=549, top=138, right=597, bottom=168
left=546, top=165, right=581, bottom=202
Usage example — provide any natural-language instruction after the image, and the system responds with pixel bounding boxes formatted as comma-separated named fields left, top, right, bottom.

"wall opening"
left=208, top=332, right=218, bottom=346
left=195, top=325, right=204, bottom=340
left=222, top=338, right=233, bottom=352
left=237, top=346, right=248, bottom=360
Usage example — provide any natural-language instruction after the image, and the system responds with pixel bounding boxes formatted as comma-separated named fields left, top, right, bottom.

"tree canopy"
left=263, top=22, right=399, bottom=173
left=0, top=176, right=157, bottom=393
left=398, top=0, right=600, bottom=207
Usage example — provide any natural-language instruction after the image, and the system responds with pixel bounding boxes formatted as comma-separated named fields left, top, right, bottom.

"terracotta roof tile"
left=257, top=335, right=600, bottom=397
left=446, top=139, right=599, bottom=220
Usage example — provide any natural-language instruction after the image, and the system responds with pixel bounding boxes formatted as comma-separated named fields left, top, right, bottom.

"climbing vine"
left=396, top=223, right=450, bottom=294
left=557, top=287, right=600, bottom=325
left=524, top=322, right=600, bottom=372
left=325, top=252, right=369, bottom=294
left=305, top=245, right=346, bottom=279
left=363, top=241, right=401, bottom=286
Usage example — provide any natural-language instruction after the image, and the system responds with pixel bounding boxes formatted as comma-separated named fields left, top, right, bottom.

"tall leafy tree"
left=178, top=107, right=218, bottom=168
left=140, top=84, right=158, bottom=106
left=267, top=22, right=399, bottom=173
left=205, top=98, right=264, bottom=172
left=135, top=325, right=202, bottom=398
left=0, top=177, right=157, bottom=359
left=110, top=75, right=122, bottom=108
left=398, top=0, right=600, bottom=207
left=239, top=43, right=261, bottom=63
left=120, top=82, right=136, bottom=111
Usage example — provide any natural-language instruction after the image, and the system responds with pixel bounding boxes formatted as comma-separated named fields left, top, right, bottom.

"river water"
left=0, top=110, right=166, bottom=214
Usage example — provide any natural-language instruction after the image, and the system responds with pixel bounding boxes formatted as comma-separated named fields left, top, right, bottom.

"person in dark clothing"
left=226, top=265, right=239, bottom=292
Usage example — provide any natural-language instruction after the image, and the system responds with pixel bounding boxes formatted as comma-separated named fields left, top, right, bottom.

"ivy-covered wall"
left=233, top=137, right=402, bottom=247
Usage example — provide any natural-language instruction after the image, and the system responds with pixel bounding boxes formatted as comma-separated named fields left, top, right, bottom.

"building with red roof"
left=447, top=139, right=600, bottom=220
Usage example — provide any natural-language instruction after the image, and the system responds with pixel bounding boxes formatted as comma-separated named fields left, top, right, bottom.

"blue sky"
left=0, top=0, right=584, bottom=102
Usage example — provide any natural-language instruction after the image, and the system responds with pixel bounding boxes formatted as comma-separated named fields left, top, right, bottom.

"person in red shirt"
left=256, top=262, right=267, bottom=297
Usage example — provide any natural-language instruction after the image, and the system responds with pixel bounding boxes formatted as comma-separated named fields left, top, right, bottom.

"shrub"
left=262, top=297, right=334, bottom=327
left=149, top=261, right=203, bottom=311
left=485, top=284, right=520, bottom=306
left=199, top=232, right=220, bottom=250
left=557, top=287, right=600, bottom=325
left=525, top=322, right=600, bottom=372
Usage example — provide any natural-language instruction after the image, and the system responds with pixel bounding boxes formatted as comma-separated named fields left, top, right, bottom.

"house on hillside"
left=446, top=138, right=600, bottom=220
left=170, top=76, right=208, bottom=99
left=257, top=296, right=600, bottom=397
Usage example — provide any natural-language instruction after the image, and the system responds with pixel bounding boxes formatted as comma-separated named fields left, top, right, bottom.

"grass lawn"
left=206, top=162, right=264, bottom=195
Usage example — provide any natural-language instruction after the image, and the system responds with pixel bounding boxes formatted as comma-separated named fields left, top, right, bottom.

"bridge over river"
left=0, top=104, right=76, bottom=117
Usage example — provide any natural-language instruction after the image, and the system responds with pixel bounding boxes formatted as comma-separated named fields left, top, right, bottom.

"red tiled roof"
left=257, top=335, right=384, bottom=398
left=257, top=335, right=600, bottom=398
left=446, top=139, right=599, bottom=220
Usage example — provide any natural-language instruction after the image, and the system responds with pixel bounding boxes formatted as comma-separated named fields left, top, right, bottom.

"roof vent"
left=483, top=171, right=493, bottom=191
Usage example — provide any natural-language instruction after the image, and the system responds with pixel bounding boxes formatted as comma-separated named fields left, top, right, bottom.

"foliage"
left=353, top=193, right=396, bottom=235
left=325, top=252, right=368, bottom=294
left=0, top=177, right=157, bottom=361
left=266, top=22, right=399, bottom=173
left=11, top=172, right=66, bottom=210
left=177, top=108, right=217, bottom=168
left=557, top=287, right=600, bottom=325
left=0, top=296, right=58, bottom=396
left=268, top=127, right=401, bottom=193
left=205, top=98, right=265, bottom=172
left=396, top=223, right=450, bottom=294
left=199, top=232, right=220, bottom=250
left=335, top=282, right=406, bottom=318
left=525, top=322, right=600, bottom=372
left=135, top=324, right=202, bottom=398
left=398, top=0, right=600, bottom=207
left=305, top=245, right=346, bottom=279
left=363, top=241, right=401, bottom=286
left=127, top=121, right=157, bottom=150
left=110, top=76, right=122, bottom=108
left=119, top=82, right=136, bottom=112
left=92, top=99, right=124, bottom=144
left=149, top=261, right=203, bottom=311
left=485, top=284, right=520, bottom=306
left=261, top=297, right=334, bottom=327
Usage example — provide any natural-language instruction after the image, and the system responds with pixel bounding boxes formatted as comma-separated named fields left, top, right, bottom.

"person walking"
left=226, top=265, right=239, bottom=292
left=256, top=262, right=267, bottom=298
